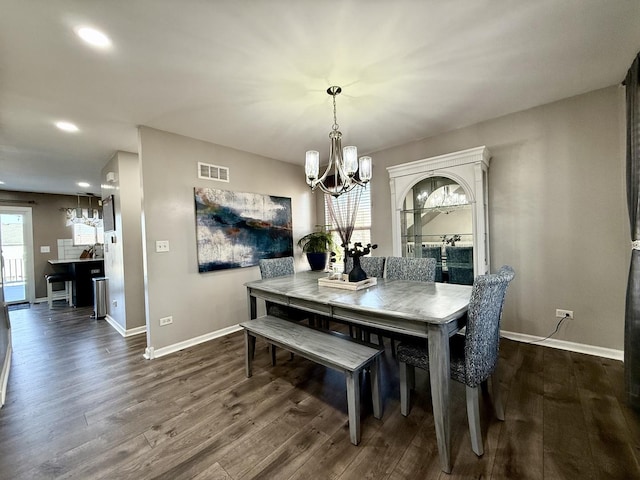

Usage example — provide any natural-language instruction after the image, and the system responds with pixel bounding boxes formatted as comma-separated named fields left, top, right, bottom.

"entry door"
left=0, top=207, right=35, bottom=304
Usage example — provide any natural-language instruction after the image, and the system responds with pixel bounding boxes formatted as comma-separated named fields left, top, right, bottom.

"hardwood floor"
left=1, top=303, right=639, bottom=479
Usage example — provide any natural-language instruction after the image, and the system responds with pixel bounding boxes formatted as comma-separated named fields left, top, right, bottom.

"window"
left=324, top=183, right=372, bottom=265
left=73, top=223, right=104, bottom=245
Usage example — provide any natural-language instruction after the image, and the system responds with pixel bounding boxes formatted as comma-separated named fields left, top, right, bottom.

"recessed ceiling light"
left=55, top=121, right=79, bottom=132
left=77, top=182, right=90, bottom=188
left=76, top=26, right=111, bottom=48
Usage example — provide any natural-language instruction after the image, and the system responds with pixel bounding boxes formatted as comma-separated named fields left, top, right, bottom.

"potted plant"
left=297, top=226, right=336, bottom=271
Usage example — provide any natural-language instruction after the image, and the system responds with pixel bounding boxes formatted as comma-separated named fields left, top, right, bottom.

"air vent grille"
left=198, top=162, right=229, bottom=182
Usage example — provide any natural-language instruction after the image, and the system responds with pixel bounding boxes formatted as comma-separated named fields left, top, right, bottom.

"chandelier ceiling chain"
left=330, top=85, right=340, bottom=132
left=304, top=86, right=372, bottom=197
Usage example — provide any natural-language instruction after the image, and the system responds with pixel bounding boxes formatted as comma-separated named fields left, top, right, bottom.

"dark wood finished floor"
left=1, top=303, right=639, bottom=479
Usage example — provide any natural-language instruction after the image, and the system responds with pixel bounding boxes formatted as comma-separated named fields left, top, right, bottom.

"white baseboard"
left=501, top=330, right=623, bottom=361
left=34, top=297, right=48, bottom=304
left=0, top=330, right=12, bottom=407
left=139, top=324, right=623, bottom=362
left=143, top=324, right=243, bottom=360
left=104, top=315, right=146, bottom=338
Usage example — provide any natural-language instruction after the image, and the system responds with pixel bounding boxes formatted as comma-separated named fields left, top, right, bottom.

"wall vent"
left=198, top=162, right=229, bottom=182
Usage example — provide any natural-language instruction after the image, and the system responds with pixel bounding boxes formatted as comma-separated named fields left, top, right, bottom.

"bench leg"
left=346, top=371, right=361, bottom=445
left=244, top=330, right=255, bottom=377
left=270, top=344, right=277, bottom=366
left=47, top=282, right=53, bottom=309
left=370, top=357, right=382, bottom=419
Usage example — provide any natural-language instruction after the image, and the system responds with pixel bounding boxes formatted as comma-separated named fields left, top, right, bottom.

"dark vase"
left=348, top=255, right=368, bottom=282
left=306, top=252, right=328, bottom=271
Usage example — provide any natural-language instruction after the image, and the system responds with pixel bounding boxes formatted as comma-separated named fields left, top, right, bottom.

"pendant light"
left=304, top=86, right=372, bottom=197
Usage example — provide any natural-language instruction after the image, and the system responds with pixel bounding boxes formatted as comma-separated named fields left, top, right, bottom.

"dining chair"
left=341, top=256, right=387, bottom=341
left=258, top=257, right=309, bottom=362
left=378, top=257, right=437, bottom=354
left=344, top=256, right=386, bottom=278
left=259, top=256, right=295, bottom=279
left=384, top=256, right=437, bottom=282
left=445, top=246, right=474, bottom=285
left=421, top=246, right=443, bottom=282
left=396, top=265, right=515, bottom=456
left=258, top=257, right=308, bottom=322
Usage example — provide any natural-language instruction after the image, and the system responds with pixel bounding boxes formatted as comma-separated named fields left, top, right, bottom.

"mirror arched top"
left=396, top=170, right=476, bottom=208
left=387, top=146, right=491, bottom=282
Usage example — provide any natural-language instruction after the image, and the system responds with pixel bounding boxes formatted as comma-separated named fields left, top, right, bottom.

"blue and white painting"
left=195, top=187, right=293, bottom=272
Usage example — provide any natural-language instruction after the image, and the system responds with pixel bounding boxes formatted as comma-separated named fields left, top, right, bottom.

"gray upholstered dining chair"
left=445, top=246, right=474, bottom=285
left=258, top=257, right=309, bottom=362
left=258, top=256, right=296, bottom=279
left=344, top=256, right=386, bottom=278
left=384, top=256, right=437, bottom=282
left=397, top=265, right=515, bottom=457
left=377, top=257, right=437, bottom=354
left=258, top=257, right=307, bottom=322
left=421, top=246, right=443, bottom=282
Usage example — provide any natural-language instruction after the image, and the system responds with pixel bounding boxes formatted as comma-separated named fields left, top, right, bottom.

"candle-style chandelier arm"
left=304, top=86, right=372, bottom=197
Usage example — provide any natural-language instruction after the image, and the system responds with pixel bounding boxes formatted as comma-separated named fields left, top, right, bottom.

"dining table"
left=245, top=270, right=473, bottom=473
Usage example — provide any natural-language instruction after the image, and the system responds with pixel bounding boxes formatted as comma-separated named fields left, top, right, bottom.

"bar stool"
left=45, top=274, right=73, bottom=308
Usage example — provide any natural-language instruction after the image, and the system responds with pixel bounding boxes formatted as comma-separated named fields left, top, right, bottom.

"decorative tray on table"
left=317, top=276, right=377, bottom=291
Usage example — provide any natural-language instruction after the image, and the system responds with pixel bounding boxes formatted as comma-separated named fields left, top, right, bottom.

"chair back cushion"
left=464, top=265, right=515, bottom=386
left=258, top=257, right=295, bottom=279
left=344, top=256, right=386, bottom=278
left=384, top=257, right=436, bottom=282
left=445, top=246, right=473, bottom=266
left=421, top=246, right=443, bottom=282
left=449, top=266, right=474, bottom=285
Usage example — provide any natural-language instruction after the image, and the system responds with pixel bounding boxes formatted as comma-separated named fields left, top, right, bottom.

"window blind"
left=324, top=183, right=372, bottom=250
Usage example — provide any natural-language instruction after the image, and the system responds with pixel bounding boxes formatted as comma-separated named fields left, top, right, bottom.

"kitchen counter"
left=48, top=259, right=105, bottom=307
left=48, top=258, right=104, bottom=265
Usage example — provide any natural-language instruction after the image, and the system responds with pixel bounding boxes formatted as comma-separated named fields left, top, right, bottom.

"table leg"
left=247, top=290, right=257, bottom=320
left=428, top=323, right=452, bottom=473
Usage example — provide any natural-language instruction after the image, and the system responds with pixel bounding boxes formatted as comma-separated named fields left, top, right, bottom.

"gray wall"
left=101, top=151, right=146, bottom=331
left=366, top=86, right=628, bottom=350
left=0, top=191, right=92, bottom=299
left=138, top=127, right=315, bottom=352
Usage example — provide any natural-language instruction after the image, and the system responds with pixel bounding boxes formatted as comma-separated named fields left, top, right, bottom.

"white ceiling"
left=1, top=0, right=639, bottom=196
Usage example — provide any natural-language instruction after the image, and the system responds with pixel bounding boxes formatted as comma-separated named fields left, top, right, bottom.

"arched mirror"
left=388, top=146, right=491, bottom=284
left=401, top=176, right=473, bottom=282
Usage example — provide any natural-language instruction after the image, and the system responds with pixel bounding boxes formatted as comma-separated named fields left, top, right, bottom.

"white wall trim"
left=136, top=323, right=624, bottom=362
left=34, top=297, right=48, bottom=304
left=0, top=330, right=12, bottom=407
left=143, top=324, right=243, bottom=360
left=501, top=329, right=623, bottom=361
left=105, top=314, right=146, bottom=338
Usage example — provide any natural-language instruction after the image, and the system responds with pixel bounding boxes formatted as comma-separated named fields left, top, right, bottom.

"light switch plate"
left=40, top=246, right=50, bottom=253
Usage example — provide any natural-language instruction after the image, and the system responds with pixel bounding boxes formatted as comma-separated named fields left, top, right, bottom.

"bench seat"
left=240, top=315, right=383, bottom=445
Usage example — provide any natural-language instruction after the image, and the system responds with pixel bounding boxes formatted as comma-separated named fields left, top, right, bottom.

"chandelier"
left=419, top=184, right=469, bottom=214
left=304, top=86, right=372, bottom=197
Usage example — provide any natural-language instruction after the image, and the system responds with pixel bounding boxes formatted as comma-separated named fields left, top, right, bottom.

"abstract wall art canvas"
left=194, top=187, right=293, bottom=272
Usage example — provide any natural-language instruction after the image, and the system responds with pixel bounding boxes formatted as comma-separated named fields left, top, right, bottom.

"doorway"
left=0, top=207, right=35, bottom=304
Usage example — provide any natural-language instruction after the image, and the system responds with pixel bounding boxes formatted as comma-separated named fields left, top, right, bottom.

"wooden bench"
left=239, top=315, right=384, bottom=445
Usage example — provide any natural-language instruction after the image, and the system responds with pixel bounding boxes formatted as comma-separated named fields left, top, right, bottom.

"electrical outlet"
left=555, top=309, right=574, bottom=319
left=155, top=240, right=170, bottom=253
left=112, top=300, right=117, bottom=308
left=159, top=316, right=173, bottom=326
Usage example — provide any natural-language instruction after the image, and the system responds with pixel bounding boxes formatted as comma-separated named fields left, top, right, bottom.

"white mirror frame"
left=387, top=146, right=491, bottom=276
